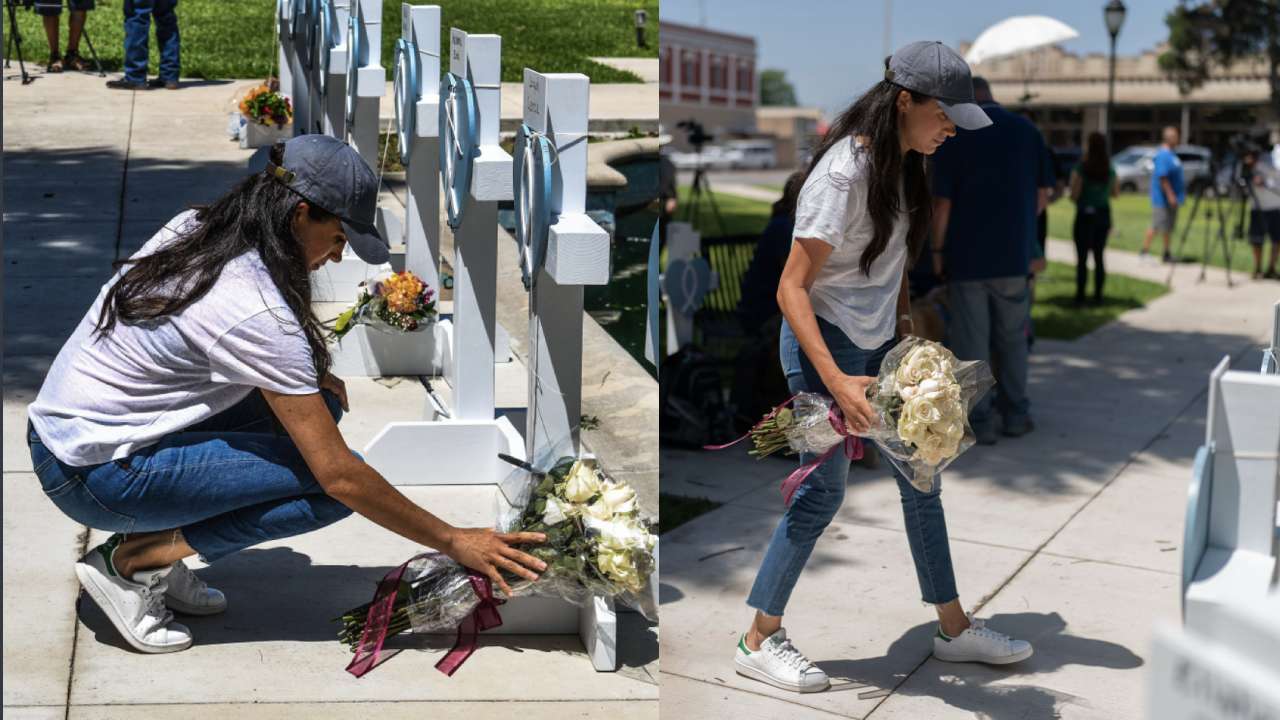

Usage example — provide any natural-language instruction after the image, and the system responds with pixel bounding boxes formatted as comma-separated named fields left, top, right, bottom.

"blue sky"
left=661, top=0, right=1179, bottom=115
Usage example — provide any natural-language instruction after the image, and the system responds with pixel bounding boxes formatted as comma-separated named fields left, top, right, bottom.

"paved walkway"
left=659, top=219, right=1280, bottom=716
left=3, top=68, right=656, bottom=718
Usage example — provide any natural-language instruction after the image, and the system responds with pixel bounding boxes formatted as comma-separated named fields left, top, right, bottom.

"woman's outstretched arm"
left=776, top=238, right=875, bottom=433
left=261, top=389, right=546, bottom=596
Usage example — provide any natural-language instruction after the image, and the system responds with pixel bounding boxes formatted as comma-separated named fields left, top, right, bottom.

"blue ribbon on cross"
left=440, top=72, right=478, bottom=230
left=344, top=11, right=362, bottom=132
left=513, top=123, right=554, bottom=291
left=394, top=38, right=420, bottom=166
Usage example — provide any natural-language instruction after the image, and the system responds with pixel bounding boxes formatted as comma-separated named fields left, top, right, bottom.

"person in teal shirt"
left=1139, top=126, right=1185, bottom=263
left=1070, top=132, right=1118, bottom=305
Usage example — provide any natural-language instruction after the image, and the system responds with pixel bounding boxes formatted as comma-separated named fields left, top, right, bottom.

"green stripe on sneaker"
left=738, top=635, right=752, bottom=655
left=97, top=534, right=124, bottom=577
left=937, top=627, right=952, bottom=642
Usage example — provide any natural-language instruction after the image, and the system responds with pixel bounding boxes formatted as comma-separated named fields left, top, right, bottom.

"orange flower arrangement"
left=239, top=84, right=293, bottom=128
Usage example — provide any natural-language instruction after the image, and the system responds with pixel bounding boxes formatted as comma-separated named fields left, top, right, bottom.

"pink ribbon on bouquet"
left=704, top=394, right=864, bottom=506
left=779, top=404, right=863, bottom=506
left=434, top=572, right=505, bottom=676
left=345, top=558, right=414, bottom=678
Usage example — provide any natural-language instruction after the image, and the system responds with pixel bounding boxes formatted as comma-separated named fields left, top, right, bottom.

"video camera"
left=677, top=120, right=714, bottom=152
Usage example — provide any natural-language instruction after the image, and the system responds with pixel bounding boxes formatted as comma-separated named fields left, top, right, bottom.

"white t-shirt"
left=1251, top=154, right=1280, bottom=211
left=28, top=210, right=322, bottom=467
left=793, top=137, right=908, bottom=349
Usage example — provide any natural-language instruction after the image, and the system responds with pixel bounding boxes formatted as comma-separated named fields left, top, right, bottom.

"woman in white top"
left=732, top=42, right=1033, bottom=693
left=27, top=136, right=546, bottom=654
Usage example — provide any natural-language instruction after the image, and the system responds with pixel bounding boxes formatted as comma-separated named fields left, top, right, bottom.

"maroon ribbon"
left=704, top=393, right=863, bottom=506
left=434, top=572, right=506, bottom=676
left=778, top=405, right=863, bottom=506
left=345, top=558, right=414, bottom=678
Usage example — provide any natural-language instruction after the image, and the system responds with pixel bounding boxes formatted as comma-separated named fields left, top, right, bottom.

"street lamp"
left=1104, top=0, right=1127, bottom=156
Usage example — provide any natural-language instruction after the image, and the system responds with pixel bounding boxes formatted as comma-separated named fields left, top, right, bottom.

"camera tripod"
left=5, top=0, right=107, bottom=84
left=1167, top=164, right=1251, bottom=288
left=682, top=154, right=727, bottom=237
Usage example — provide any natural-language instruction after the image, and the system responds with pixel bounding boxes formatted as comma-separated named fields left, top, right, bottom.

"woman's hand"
left=445, top=527, right=548, bottom=598
left=319, top=373, right=349, bottom=412
left=826, top=373, right=876, bottom=434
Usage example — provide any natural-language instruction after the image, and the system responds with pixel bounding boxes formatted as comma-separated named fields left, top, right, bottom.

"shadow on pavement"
left=75, top=545, right=658, bottom=670
left=817, top=611, right=1142, bottom=720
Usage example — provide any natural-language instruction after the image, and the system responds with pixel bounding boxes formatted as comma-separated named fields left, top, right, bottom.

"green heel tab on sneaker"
left=738, top=634, right=752, bottom=655
left=937, top=626, right=953, bottom=642
left=97, top=534, right=125, bottom=577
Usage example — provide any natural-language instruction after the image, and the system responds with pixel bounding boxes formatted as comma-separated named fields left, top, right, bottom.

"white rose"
left=586, top=515, right=653, bottom=553
left=598, top=480, right=638, bottom=516
left=596, top=547, right=642, bottom=593
left=905, top=394, right=943, bottom=425
left=562, top=460, right=601, bottom=503
left=584, top=498, right=614, bottom=522
left=542, top=496, right=572, bottom=526
left=899, top=384, right=919, bottom=402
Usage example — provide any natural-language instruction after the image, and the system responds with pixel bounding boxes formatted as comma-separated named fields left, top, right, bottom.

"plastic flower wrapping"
left=239, top=84, right=292, bottom=127
left=331, top=270, right=438, bottom=339
left=747, top=337, right=994, bottom=493
left=336, top=457, right=658, bottom=655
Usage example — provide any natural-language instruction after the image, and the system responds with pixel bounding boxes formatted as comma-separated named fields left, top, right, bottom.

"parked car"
left=724, top=140, right=777, bottom=170
left=668, top=145, right=737, bottom=171
left=1113, top=144, right=1214, bottom=194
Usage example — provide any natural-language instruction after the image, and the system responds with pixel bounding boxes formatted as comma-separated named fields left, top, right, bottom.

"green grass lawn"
left=4, top=0, right=655, bottom=82
left=681, top=185, right=1170, bottom=341
left=659, top=493, right=722, bottom=534
left=1047, top=193, right=1256, bottom=274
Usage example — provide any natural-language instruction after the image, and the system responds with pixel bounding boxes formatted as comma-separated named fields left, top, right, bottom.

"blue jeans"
left=28, top=389, right=353, bottom=563
left=947, top=276, right=1031, bottom=431
left=123, top=0, right=179, bottom=84
left=746, top=317, right=959, bottom=616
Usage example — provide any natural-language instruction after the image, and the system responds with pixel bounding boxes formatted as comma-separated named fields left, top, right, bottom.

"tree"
left=759, top=69, right=798, bottom=107
left=1158, top=0, right=1280, bottom=130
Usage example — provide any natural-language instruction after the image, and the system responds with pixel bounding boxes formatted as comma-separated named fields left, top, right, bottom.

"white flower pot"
left=239, top=119, right=292, bottom=149
left=329, top=317, right=451, bottom=378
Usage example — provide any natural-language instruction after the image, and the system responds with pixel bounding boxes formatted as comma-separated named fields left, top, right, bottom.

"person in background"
left=1139, top=126, right=1185, bottom=264
left=930, top=76, right=1053, bottom=446
left=34, top=0, right=93, bottom=73
left=1243, top=147, right=1280, bottom=280
left=731, top=171, right=807, bottom=433
left=105, top=0, right=180, bottom=91
left=1069, top=132, right=1118, bottom=304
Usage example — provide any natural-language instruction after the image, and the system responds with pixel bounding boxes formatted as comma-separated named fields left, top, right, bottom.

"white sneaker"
left=164, top=561, right=227, bottom=615
left=734, top=628, right=830, bottom=693
left=74, top=536, right=193, bottom=653
left=932, top=614, right=1032, bottom=665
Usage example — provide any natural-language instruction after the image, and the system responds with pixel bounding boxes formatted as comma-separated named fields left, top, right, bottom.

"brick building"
left=659, top=21, right=758, bottom=152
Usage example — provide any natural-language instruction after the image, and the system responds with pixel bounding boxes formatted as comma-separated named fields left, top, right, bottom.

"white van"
left=725, top=140, right=777, bottom=170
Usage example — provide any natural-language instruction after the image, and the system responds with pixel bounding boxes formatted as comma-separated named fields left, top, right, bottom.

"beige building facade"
left=966, top=42, right=1276, bottom=154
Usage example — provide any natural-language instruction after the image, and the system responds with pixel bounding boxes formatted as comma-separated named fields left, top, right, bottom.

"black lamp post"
left=1104, top=0, right=1127, bottom=156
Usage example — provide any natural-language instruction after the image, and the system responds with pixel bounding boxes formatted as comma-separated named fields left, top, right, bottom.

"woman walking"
left=27, top=135, right=546, bottom=654
left=732, top=42, right=1033, bottom=693
left=1070, top=132, right=1117, bottom=305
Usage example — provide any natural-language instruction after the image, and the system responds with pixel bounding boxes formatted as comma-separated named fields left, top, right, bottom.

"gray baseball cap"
left=266, top=134, right=389, bottom=264
left=885, top=41, right=992, bottom=131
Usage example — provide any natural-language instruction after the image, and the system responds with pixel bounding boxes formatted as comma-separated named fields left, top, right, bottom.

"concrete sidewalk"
left=3, top=70, right=656, bottom=718
left=659, top=239, right=1279, bottom=718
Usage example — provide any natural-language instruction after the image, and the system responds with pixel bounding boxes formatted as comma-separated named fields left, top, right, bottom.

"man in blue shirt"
left=1139, top=127, right=1185, bottom=263
left=930, top=77, right=1054, bottom=444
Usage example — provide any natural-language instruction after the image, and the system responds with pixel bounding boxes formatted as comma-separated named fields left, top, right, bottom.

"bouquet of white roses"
left=743, top=337, right=993, bottom=494
left=337, top=456, right=656, bottom=672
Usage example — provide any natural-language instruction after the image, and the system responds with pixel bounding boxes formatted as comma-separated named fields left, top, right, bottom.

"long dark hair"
left=801, top=77, right=933, bottom=276
left=95, top=143, right=333, bottom=382
left=772, top=170, right=807, bottom=218
left=1081, top=131, right=1110, bottom=184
